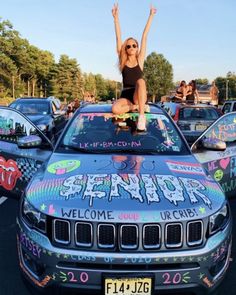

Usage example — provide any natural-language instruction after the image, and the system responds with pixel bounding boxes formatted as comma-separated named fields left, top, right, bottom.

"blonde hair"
left=119, top=37, right=139, bottom=72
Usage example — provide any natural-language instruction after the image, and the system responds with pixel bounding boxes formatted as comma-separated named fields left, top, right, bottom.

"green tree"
left=144, top=52, right=173, bottom=102
left=215, top=72, right=236, bottom=103
left=94, top=74, right=108, bottom=99
left=50, top=55, right=83, bottom=101
left=195, top=78, right=209, bottom=85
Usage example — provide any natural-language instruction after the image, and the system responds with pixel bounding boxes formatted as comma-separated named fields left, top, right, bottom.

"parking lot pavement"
left=0, top=197, right=235, bottom=295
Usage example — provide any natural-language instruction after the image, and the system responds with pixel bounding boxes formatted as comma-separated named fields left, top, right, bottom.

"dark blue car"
left=0, top=104, right=233, bottom=295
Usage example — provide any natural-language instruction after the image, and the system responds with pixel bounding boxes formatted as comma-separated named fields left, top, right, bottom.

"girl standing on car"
left=173, top=80, right=187, bottom=102
left=186, top=80, right=199, bottom=103
left=111, top=3, right=156, bottom=131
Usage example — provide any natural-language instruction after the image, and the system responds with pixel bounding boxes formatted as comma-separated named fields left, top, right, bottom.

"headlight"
left=37, top=124, right=47, bottom=132
left=209, top=204, right=229, bottom=235
left=22, top=198, right=46, bottom=233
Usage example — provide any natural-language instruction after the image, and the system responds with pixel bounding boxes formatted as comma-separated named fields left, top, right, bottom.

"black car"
left=9, top=97, right=67, bottom=142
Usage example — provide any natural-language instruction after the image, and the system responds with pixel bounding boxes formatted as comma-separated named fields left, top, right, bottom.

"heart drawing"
left=219, top=158, right=230, bottom=170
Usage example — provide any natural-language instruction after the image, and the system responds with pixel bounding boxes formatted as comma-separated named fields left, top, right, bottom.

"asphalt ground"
left=0, top=197, right=235, bottom=295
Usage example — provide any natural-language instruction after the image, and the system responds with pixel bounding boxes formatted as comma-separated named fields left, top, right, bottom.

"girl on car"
left=111, top=3, right=156, bottom=131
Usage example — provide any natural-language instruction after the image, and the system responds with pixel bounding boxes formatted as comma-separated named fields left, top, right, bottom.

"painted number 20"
left=162, top=272, right=181, bottom=285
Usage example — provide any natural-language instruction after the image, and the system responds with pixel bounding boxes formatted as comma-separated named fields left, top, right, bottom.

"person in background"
left=111, top=3, right=156, bottom=131
left=210, top=81, right=219, bottom=106
left=73, top=98, right=80, bottom=112
left=66, top=102, right=74, bottom=119
left=186, top=80, right=199, bottom=103
left=173, top=80, right=187, bottom=102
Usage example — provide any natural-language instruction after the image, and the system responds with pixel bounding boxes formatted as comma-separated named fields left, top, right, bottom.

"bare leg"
left=133, top=78, right=147, bottom=115
left=133, top=79, right=148, bottom=130
left=112, top=98, right=137, bottom=115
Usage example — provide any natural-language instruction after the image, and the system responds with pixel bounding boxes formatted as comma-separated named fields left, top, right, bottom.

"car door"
left=191, top=112, right=236, bottom=198
left=0, top=107, right=53, bottom=198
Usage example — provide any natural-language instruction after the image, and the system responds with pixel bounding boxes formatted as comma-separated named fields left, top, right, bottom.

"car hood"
left=26, top=114, right=51, bottom=125
left=26, top=153, right=226, bottom=222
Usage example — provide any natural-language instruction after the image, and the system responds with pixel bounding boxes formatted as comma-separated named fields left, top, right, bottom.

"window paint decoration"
left=0, top=156, right=22, bottom=190
left=47, top=160, right=81, bottom=175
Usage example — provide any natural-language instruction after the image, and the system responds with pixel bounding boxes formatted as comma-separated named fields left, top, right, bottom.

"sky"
left=1, top=0, right=236, bottom=83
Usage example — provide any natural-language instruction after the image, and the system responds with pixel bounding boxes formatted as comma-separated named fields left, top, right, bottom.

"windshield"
left=11, top=101, right=50, bottom=115
left=179, top=107, right=219, bottom=120
left=59, top=112, right=189, bottom=155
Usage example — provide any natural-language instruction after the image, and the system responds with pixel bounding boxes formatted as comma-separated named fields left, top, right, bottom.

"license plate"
left=195, top=124, right=207, bottom=131
left=105, top=277, right=152, bottom=295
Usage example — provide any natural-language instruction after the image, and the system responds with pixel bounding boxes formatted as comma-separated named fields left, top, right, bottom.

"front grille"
left=165, top=223, right=183, bottom=248
left=187, top=221, right=203, bottom=246
left=52, top=219, right=205, bottom=251
left=120, top=225, right=138, bottom=250
left=53, top=219, right=70, bottom=244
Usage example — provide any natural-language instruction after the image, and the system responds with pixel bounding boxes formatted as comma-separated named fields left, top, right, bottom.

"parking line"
left=0, top=197, right=7, bottom=205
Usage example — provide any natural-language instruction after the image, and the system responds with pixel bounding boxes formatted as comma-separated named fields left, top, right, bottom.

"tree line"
left=0, top=17, right=235, bottom=104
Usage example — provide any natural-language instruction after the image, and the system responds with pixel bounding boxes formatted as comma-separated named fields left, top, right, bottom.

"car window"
left=222, top=103, right=231, bottom=114
left=232, top=102, right=236, bottom=112
left=160, top=102, right=178, bottom=117
left=51, top=102, right=57, bottom=113
left=202, top=113, right=236, bottom=143
left=0, top=108, right=39, bottom=143
left=179, top=107, right=219, bottom=120
left=59, top=112, right=189, bottom=155
left=11, top=101, right=50, bottom=115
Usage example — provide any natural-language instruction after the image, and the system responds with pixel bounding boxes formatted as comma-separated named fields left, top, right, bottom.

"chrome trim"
left=120, top=224, right=139, bottom=250
left=53, top=219, right=70, bottom=245
left=75, top=222, right=93, bottom=247
left=187, top=220, right=203, bottom=246
left=143, top=224, right=161, bottom=249
left=165, top=223, right=183, bottom=248
left=97, top=224, right=115, bottom=249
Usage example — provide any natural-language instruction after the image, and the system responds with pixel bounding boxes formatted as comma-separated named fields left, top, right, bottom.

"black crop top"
left=122, top=64, right=143, bottom=88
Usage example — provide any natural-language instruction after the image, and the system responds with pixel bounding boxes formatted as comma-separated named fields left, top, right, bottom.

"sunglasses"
left=126, top=44, right=137, bottom=49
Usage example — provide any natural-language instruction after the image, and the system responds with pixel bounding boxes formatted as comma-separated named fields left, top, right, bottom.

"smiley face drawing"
left=214, top=169, right=224, bottom=182
left=47, top=160, right=80, bottom=175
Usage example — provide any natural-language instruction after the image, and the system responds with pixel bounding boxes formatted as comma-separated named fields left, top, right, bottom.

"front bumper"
left=17, top=217, right=232, bottom=295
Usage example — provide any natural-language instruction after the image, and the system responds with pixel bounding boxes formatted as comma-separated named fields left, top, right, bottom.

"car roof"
left=79, top=103, right=164, bottom=114
left=13, top=97, right=50, bottom=102
left=179, top=103, right=217, bottom=109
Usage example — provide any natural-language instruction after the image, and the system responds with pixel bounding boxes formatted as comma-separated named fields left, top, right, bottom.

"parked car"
left=221, top=100, right=236, bottom=114
left=0, top=104, right=232, bottom=295
left=9, top=97, right=67, bottom=142
left=161, top=102, right=222, bottom=145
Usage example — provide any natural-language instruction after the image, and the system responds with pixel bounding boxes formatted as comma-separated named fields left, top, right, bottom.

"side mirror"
left=17, top=135, right=42, bottom=148
left=202, top=138, right=226, bottom=151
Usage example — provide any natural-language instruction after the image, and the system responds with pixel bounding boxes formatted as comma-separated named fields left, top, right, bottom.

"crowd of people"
left=173, top=80, right=219, bottom=105
left=173, top=80, right=199, bottom=103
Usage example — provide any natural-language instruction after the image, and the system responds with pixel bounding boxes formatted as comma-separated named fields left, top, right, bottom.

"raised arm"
left=138, top=5, right=157, bottom=69
left=112, top=3, right=122, bottom=55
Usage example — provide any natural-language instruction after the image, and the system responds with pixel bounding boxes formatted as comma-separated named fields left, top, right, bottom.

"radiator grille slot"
left=53, top=219, right=70, bottom=244
left=98, top=224, right=115, bottom=248
left=143, top=224, right=161, bottom=249
left=75, top=222, right=93, bottom=247
left=165, top=223, right=183, bottom=248
left=120, top=225, right=138, bottom=250
left=187, top=221, right=203, bottom=246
